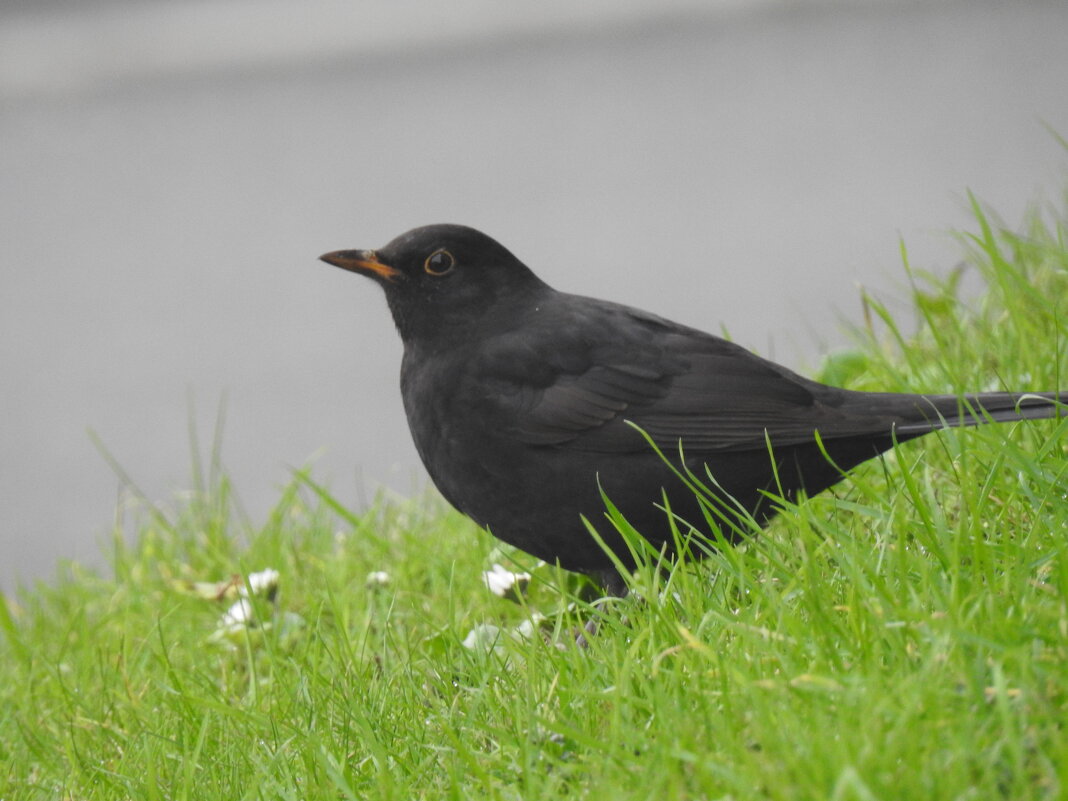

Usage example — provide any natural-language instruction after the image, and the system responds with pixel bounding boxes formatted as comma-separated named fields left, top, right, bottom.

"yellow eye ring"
left=424, top=249, right=455, bottom=276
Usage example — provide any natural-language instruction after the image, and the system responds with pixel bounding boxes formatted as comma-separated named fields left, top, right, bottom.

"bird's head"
left=321, top=224, right=548, bottom=344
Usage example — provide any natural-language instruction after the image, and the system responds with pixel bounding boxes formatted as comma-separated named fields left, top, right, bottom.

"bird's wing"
left=475, top=302, right=900, bottom=454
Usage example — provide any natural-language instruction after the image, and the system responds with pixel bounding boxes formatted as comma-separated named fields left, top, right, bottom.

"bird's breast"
left=399, top=350, right=522, bottom=515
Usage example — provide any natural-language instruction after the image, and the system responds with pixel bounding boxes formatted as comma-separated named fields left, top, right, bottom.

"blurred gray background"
left=3, top=0, right=1067, bottom=591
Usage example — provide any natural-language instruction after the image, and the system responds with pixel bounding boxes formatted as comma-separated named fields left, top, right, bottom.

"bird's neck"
left=391, top=282, right=552, bottom=354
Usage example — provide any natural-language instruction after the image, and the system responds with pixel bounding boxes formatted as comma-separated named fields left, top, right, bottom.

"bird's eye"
left=424, top=249, right=455, bottom=276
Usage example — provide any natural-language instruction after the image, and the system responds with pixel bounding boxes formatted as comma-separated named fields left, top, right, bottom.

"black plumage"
left=322, top=224, right=1063, bottom=587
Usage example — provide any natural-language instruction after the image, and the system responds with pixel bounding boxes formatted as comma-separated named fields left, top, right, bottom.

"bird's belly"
left=407, top=413, right=690, bottom=570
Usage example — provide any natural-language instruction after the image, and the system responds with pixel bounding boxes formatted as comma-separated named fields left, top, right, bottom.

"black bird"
left=321, top=224, right=1063, bottom=590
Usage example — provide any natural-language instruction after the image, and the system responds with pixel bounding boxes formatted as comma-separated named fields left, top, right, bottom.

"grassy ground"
left=2, top=196, right=1067, bottom=800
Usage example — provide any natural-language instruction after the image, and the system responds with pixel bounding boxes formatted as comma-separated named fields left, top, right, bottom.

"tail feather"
left=891, top=391, right=1065, bottom=435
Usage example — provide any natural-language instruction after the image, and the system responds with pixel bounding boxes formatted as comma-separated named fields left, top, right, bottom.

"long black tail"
left=885, top=391, right=1065, bottom=436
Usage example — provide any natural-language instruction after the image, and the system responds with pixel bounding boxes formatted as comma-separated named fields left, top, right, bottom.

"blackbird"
left=321, top=224, right=1063, bottom=589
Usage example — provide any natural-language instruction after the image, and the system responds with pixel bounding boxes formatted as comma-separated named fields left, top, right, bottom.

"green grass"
left=3, top=195, right=1067, bottom=800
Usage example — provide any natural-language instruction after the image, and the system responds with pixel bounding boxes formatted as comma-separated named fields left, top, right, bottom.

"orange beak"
left=319, top=249, right=402, bottom=282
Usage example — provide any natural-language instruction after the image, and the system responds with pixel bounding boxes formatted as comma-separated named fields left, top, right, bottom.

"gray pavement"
left=2, top=0, right=1067, bottom=589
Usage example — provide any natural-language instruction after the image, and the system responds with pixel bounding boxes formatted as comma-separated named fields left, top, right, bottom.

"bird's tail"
left=885, top=391, right=1065, bottom=436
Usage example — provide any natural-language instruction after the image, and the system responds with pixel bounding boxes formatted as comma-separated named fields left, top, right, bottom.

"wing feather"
left=474, top=296, right=898, bottom=454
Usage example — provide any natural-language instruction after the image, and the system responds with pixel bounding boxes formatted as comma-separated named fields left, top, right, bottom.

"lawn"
left=2, top=195, right=1066, bottom=800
